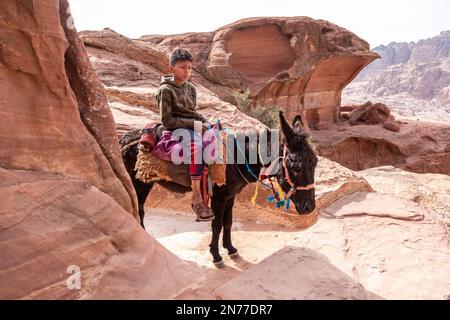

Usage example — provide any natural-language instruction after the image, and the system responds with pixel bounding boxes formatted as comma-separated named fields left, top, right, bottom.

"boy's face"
left=170, top=60, right=193, bottom=84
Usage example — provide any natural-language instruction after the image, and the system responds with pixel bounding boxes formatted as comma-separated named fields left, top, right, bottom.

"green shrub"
left=250, top=105, right=280, bottom=129
left=233, top=89, right=280, bottom=129
left=233, top=89, right=252, bottom=113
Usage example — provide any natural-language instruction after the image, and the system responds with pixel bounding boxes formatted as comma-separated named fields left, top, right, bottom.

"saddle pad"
left=134, top=132, right=227, bottom=186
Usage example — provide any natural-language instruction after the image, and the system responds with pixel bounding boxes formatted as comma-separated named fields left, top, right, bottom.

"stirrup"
left=191, top=203, right=215, bottom=222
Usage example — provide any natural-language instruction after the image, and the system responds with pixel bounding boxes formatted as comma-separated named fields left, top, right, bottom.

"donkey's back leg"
left=210, top=193, right=229, bottom=268
left=134, top=178, right=154, bottom=229
left=222, top=197, right=239, bottom=259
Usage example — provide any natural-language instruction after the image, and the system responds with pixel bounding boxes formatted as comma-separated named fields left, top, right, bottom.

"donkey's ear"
left=279, top=110, right=295, bottom=145
left=292, top=115, right=304, bottom=131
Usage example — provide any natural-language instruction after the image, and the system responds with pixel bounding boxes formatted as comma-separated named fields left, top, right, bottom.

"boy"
left=156, top=48, right=214, bottom=222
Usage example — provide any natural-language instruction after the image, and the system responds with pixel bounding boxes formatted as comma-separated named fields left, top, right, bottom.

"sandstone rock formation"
left=78, top=29, right=266, bottom=137
left=344, top=101, right=401, bottom=132
left=0, top=0, right=137, bottom=217
left=85, top=17, right=379, bottom=130
left=216, top=247, right=381, bottom=300
left=208, top=17, right=377, bottom=130
left=356, top=42, right=414, bottom=80
left=312, top=121, right=450, bottom=175
left=81, top=26, right=448, bottom=177
left=3, top=1, right=448, bottom=300
left=0, top=0, right=198, bottom=299
left=0, top=168, right=198, bottom=299
left=348, top=101, right=393, bottom=125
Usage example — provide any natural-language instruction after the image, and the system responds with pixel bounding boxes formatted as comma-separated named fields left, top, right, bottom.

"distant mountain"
left=344, top=31, right=450, bottom=122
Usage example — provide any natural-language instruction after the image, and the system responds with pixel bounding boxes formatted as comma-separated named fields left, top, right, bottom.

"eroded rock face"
left=312, top=121, right=450, bottom=175
left=0, top=0, right=198, bottom=299
left=0, top=169, right=199, bottom=299
left=0, top=0, right=137, bottom=218
left=158, top=17, right=378, bottom=130
left=81, top=28, right=170, bottom=75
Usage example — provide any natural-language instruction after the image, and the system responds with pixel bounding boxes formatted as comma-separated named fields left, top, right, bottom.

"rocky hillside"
left=81, top=17, right=378, bottom=130
left=343, top=31, right=450, bottom=122
left=81, top=28, right=449, bottom=176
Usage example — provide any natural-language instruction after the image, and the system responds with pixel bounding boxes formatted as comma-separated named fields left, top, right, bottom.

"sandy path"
left=144, top=208, right=299, bottom=299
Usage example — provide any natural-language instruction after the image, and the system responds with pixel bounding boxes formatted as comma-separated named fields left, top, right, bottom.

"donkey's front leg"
left=222, top=197, right=239, bottom=259
left=210, top=196, right=227, bottom=268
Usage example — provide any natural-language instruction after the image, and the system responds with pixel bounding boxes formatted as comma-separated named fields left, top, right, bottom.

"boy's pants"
left=186, top=129, right=204, bottom=180
left=190, top=141, right=203, bottom=180
left=185, top=127, right=220, bottom=180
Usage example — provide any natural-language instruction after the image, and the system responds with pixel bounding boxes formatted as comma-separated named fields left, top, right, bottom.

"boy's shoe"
left=191, top=202, right=215, bottom=222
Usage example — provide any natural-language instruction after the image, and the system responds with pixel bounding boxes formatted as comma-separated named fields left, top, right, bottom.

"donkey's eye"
left=287, top=155, right=302, bottom=170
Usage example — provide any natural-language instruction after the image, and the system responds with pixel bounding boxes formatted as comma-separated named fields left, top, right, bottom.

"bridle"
left=232, top=133, right=316, bottom=209
left=259, top=145, right=315, bottom=200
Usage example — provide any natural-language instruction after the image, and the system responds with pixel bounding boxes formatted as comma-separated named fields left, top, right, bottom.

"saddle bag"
left=139, top=122, right=161, bottom=152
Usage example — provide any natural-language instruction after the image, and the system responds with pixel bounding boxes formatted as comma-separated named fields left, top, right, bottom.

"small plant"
left=233, top=89, right=252, bottom=113
left=234, top=89, right=280, bottom=128
left=250, top=105, right=280, bottom=129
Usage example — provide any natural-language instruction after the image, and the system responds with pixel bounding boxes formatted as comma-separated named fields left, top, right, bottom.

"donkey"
left=120, top=111, right=318, bottom=268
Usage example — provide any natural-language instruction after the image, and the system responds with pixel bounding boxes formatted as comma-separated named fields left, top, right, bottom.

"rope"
left=234, top=133, right=273, bottom=189
left=120, top=139, right=140, bottom=152
left=251, top=180, right=260, bottom=206
left=227, top=129, right=292, bottom=211
left=234, top=133, right=260, bottom=182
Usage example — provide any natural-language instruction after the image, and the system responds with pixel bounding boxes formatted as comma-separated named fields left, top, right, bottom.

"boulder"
left=382, top=120, right=401, bottom=132
left=348, top=101, right=392, bottom=125
left=215, top=247, right=380, bottom=300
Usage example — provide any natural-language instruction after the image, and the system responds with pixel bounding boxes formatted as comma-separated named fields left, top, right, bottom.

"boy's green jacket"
left=156, top=75, right=207, bottom=130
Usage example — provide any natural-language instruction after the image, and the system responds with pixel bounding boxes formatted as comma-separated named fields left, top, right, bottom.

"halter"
left=251, top=145, right=315, bottom=209
left=281, top=145, right=315, bottom=199
left=233, top=132, right=315, bottom=209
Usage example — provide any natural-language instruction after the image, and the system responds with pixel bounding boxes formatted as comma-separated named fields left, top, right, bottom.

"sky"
left=69, top=0, right=450, bottom=47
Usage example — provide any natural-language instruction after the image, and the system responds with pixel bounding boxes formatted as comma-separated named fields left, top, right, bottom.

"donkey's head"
left=278, top=111, right=318, bottom=214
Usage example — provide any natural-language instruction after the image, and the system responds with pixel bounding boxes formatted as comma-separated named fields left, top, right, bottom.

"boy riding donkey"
left=156, top=48, right=219, bottom=222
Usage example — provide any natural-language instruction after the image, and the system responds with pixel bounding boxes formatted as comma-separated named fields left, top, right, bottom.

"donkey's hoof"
left=213, top=259, right=225, bottom=269
left=228, top=252, right=241, bottom=260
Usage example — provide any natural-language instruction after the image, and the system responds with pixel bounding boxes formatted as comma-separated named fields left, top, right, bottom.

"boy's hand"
left=202, top=122, right=211, bottom=133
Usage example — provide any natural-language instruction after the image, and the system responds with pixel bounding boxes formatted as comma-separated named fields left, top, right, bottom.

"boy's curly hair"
left=169, top=48, right=193, bottom=66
